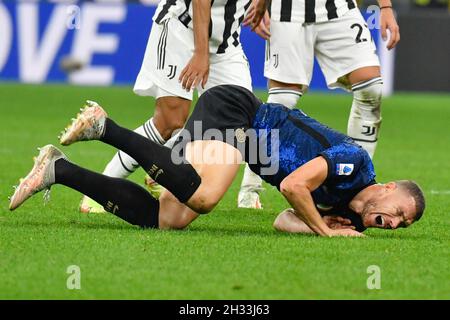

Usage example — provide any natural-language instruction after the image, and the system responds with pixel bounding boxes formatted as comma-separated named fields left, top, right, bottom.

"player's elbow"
left=280, top=178, right=308, bottom=197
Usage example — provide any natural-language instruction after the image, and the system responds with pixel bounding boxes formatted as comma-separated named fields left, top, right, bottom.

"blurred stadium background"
left=0, top=0, right=449, bottom=300
left=0, top=0, right=449, bottom=92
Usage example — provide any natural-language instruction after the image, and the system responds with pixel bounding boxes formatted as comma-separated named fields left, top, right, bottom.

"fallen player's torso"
left=249, top=103, right=376, bottom=212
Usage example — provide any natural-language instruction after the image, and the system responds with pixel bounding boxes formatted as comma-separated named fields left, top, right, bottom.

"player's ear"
left=384, top=182, right=397, bottom=191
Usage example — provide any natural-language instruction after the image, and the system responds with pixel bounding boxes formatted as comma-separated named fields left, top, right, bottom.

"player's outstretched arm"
left=273, top=209, right=357, bottom=234
left=179, top=0, right=211, bottom=91
left=280, top=157, right=364, bottom=237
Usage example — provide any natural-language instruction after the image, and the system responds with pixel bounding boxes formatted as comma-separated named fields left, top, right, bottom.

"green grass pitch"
left=0, top=83, right=449, bottom=299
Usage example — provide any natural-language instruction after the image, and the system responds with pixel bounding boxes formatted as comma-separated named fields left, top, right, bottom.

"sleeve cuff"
left=319, top=153, right=333, bottom=181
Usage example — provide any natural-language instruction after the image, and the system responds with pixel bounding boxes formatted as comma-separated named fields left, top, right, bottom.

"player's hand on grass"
left=328, top=228, right=365, bottom=237
left=179, top=52, right=210, bottom=91
left=323, top=216, right=356, bottom=230
left=243, top=0, right=270, bottom=39
left=380, top=7, right=400, bottom=50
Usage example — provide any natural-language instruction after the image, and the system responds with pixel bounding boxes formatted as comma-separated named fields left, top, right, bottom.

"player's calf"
left=347, top=77, right=383, bottom=158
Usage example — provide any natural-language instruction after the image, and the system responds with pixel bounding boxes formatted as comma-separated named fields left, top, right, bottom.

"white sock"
left=103, top=117, right=166, bottom=178
left=347, top=77, right=383, bottom=159
left=267, top=87, right=302, bottom=109
left=240, top=163, right=263, bottom=191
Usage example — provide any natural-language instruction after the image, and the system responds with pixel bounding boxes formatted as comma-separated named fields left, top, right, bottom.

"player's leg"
left=347, top=66, right=382, bottom=158
left=314, top=9, right=382, bottom=158
left=9, top=145, right=160, bottom=229
left=158, top=140, right=243, bottom=229
left=60, top=103, right=244, bottom=214
left=264, top=21, right=314, bottom=110
left=80, top=19, right=193, bottom=212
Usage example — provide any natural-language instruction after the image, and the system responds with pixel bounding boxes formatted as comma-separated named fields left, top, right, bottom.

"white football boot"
left=237, top=186, right=263, bottom=209
left=9, top=145, right=67, bottom=210
left=59, top=100, right=107, bottom=146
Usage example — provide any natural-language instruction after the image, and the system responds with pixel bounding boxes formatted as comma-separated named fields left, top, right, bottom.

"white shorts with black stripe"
left=265, top=8, right=380, bottom=90
left=134, top=18, right=252, bottom=100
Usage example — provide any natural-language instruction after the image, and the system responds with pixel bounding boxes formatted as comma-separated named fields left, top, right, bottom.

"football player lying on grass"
left=9, top=85, right=425, bottom=237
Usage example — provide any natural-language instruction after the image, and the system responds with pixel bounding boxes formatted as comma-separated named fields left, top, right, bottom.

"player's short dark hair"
left=396, top=180, right=426, bottom=222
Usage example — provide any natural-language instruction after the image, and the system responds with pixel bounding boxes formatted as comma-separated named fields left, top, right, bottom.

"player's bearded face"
left=361, top=193, right=416, bottom=229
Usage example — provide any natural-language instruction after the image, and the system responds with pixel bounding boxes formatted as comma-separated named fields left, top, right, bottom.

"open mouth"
left=375, top=215, right=385, bottom=226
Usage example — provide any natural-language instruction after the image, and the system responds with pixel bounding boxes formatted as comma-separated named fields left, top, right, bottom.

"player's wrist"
left=378, top=0, right=392, bottom=10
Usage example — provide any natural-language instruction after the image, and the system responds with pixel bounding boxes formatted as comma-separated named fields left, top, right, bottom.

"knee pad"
left=347, top=77, right=383, bottom=157
left=267, top=87, right=303, bottom=109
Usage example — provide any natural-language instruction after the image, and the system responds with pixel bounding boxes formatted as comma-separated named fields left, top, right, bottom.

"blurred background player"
left=80, top=0, right=256, bottom=212
left=239, top=0, right=401, bottom=208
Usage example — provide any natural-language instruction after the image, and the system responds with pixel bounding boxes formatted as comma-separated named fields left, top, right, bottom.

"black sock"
left=101, top=118, right=201, bottom=203
left=55, top=159, right=159, bottom=228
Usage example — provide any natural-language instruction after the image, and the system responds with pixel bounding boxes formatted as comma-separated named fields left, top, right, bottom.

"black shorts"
left=173, top=85, right=262, bottom=153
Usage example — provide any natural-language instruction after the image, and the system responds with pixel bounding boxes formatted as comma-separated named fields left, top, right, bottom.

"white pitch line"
left=430, top=190, right=450, bottom=195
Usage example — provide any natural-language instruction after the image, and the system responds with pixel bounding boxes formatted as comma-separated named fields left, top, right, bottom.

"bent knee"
left=189, top=195, right=219, bottom=215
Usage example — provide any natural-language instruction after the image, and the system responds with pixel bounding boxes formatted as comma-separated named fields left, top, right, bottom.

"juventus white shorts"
left=264, top=8, right=380, bottom=90
left=134, top=18, right=252, bottom=100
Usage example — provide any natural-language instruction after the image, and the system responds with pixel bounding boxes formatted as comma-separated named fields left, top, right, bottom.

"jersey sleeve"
left=319, top=143, right=367, bottom=183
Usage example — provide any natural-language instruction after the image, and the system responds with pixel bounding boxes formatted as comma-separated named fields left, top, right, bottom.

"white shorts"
left=265, top=8, right=380, bottom=90
left=134, top=18, right=252, bottom=100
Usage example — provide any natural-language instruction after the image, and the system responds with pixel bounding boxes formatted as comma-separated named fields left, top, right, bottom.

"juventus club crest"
left=273, top=54, right=279, bottom=68
left=167, top=65, right=177, bottom=80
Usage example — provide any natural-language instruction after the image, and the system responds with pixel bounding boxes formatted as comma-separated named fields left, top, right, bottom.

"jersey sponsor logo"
left=336, top=163, right=354, bottom=176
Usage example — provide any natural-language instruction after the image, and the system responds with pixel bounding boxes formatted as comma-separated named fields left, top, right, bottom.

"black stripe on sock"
left=351, top=137, right=378, bottom=143
left=351, top=77, right=383, bottom=91
left=147, top=121, right=165, bottom=145
left=118, top=151, right=134, bottom=173
left=143, top=121, right=158, bottom=143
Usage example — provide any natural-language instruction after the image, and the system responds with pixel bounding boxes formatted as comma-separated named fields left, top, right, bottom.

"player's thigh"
left=314, top=9, right=380, bottom=90
left=133, top=19, right=195, bottom=100
left=185, top=140, right=243, bottom=214
left=347, top=66, right=381, bottom=85
left=202, top=49, right=253, bottom=94
left=264, top=21, right=314, bottom=86
left=268, top=79, right=304, bottom=92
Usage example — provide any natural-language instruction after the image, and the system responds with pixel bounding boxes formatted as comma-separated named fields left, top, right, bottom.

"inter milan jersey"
left=248, top=103, right=376, bottom=231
